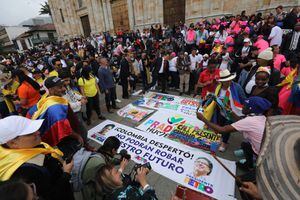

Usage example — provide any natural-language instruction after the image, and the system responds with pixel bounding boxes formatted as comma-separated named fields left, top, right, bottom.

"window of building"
left=36, top=33, right=40, bottom=39
left=78, top=0, right=83, bottom=8
left=27, top=38, right=32, bottom=46
left=48, top=32, right=54, bottom=39
left=60, top=8, right=65, bottom=22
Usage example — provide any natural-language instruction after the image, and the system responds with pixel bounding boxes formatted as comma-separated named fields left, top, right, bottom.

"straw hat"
left=218, top=69, right=236, bottom=82
left=256, top=115, right=300, bottom=200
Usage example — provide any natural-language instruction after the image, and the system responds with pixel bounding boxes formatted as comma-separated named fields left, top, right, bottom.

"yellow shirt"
left=36, top=77, right=44, bottom=85
left=49, top=70, right=58, bottom=77
left=78, top=76, right=98, bottom=97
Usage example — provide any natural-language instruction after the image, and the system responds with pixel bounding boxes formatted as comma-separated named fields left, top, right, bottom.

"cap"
left=0, top=116, right=44, bottom=144
left=244, top=96, right=272, bottom=114
left=44, top=76, right=63, bottom=89
left=243, top=38, right=251, bottom=43
left=258, top=48, right=273, bottom=61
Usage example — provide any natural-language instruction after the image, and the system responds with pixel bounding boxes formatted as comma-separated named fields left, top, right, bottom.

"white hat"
left=243, top=38, right=251, bottom=43
left=218, top=69, right=236, bottom=82
left=0, top=116, right=44, bottom=144
left=258, top=48, right=273, bottom=61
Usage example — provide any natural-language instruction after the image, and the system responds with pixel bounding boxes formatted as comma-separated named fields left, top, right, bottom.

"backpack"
left=71, top=148, right=103, bottom=192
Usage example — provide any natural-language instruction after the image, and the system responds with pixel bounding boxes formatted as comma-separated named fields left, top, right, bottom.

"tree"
left=39, top=2, right=51, bottom=16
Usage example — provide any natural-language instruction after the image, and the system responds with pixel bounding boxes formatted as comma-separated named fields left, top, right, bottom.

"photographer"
left=95, top=163, right=158, bottom=200
left=74, top=136, right=128, bottom=200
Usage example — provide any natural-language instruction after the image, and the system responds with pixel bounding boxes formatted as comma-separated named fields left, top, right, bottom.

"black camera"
left=133, top=162, right=152, bottom=172
left=119, top=149, right=131, bottom=160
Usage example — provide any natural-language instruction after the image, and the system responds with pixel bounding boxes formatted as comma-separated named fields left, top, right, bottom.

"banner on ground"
left=133, top=92, right=200, bottom=118
left=137, top=111, right=221, bottom=152
left=117, top=104, right=154, bottom=122
left=88, top=120, right=236, bottom=200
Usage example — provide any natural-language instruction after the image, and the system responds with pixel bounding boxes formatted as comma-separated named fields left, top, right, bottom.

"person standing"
left=176, top=51, right=191, bottom=95
left=189, top=49, right=203, bottom=95
left=78, top=67, right=105, bottom=125
left=157, top=51, right=170, bottom=93
left=281, top=22, right=300, bottom=60
left=119, top=53, right=131, bottom=99
left=98, top=57, right=118, bottom=113
left=268, top=20, right=283, bottom=47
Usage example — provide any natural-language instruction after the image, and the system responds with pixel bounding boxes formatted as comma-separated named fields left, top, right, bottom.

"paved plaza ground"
left=87, top=85, right=244, bottom=200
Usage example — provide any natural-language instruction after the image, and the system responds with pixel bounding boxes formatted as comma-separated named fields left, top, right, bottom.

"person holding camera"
left=95, top=163, right=158, bottom=200
left=74, top=136, right=128, bottom=200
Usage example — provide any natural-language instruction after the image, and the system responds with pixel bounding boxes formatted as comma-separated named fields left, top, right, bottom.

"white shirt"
left=169, top=57, right=178, bottom=72
left=189, top=54, right=203, bottom=71
left=268, top=26, right=283, bottom=46
left=220, top=52, right=230, bottom=70
left=159, top=58, right=165, bottom=74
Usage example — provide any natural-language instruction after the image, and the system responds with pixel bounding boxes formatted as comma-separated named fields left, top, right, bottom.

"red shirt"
left=198, top=69, right=220, bottom=98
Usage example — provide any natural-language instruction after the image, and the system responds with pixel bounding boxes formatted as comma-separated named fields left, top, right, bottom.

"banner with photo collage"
left=133, top=92, right=200, bottom=118
left=88, top=120, right=236, bottom=200
left=117, top=104, right=154, bottom=122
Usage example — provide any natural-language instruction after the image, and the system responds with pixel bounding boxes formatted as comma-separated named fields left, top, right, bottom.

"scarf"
left=0, top=142, right=63, bottom=181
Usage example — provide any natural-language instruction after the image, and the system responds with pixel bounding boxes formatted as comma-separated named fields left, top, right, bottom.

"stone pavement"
left=86, top=85, right=244, bottom=200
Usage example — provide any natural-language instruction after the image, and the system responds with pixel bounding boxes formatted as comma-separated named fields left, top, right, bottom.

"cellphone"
left=65, top=153, right=74, bottom=164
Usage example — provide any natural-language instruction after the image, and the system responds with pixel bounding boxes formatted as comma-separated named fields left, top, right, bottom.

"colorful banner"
left=137, top=111, right=221, bottom=152
left=117, top=104, right=154, bottom=122
left=133, top=92, right=200, bottom=118
left=88, top=120, right=236, bottom=200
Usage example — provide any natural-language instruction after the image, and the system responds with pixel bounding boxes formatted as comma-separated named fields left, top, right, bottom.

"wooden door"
left=163, top=0, right=185, bottom=26
left=80, top=15, right=91, bottom=37
left=111, top=0, right=130, bottom=32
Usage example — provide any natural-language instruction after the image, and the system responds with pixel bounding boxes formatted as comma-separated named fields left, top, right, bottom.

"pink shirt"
left=231, top=115, right=266, bottom=154
left=281, top=67, right=292, bottom=77
left=225, top=36, right=234, bottom=53
left=254, top=39, right=269, bottom=53
left=273, top=54, right=286, bottom=71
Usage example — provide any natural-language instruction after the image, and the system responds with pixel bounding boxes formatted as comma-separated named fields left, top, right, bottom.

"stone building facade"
left=48, top=0, right=299, bottom=39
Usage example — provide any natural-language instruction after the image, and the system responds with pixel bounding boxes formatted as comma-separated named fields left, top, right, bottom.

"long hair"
left=98, top=136, right=120, bottom=163
left=95, top=164, right=122, bottom=194
left=80, top=66, right=92, bottom=80
left=13, top=69, right=40, bottom=90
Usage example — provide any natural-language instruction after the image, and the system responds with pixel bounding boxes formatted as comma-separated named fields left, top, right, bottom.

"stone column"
left=105, top=0, right=114, bottom=32
left=48, top=0, right=63, bottom=39
left=127, top=0, right=135, bottom=30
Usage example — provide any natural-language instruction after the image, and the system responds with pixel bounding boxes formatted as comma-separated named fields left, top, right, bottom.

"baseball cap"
left=0, top=116, right=44, bottom=144
left=44, top=76, right=63, bottom=89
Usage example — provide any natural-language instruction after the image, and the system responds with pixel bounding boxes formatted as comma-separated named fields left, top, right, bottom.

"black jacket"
left=120, top=58, right=130, bottom=80
left=154, top=57, right=169, bottom=76
left=11, top=153, right=74, bottom=200
left=281, top=31, right=300, bottom=56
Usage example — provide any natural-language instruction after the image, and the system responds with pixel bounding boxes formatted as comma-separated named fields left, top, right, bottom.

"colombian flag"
left=27, top=96, right=72, bottom=146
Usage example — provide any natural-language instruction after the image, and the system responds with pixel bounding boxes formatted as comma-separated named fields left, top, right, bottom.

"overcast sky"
left=0, top=0, right=49, bottom=26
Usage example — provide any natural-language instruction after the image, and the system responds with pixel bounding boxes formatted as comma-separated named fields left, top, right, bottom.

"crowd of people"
left=0, top=5, right=299, bottom=200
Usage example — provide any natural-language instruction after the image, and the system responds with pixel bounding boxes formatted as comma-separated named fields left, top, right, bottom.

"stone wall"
left=49, top=0, right=299, bottom=39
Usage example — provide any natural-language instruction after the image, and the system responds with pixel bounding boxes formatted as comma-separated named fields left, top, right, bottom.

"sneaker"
left=116, top=99, right=122, bottom=103
left=234, top=149, right=245, bottom=157
left=236, top=159, right=254, bottom=171
left=98, top=115, right=106, bottom=120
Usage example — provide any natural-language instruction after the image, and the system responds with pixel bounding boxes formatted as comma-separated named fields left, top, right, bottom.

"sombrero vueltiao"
left=256, top=115, right=300, bottom=200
